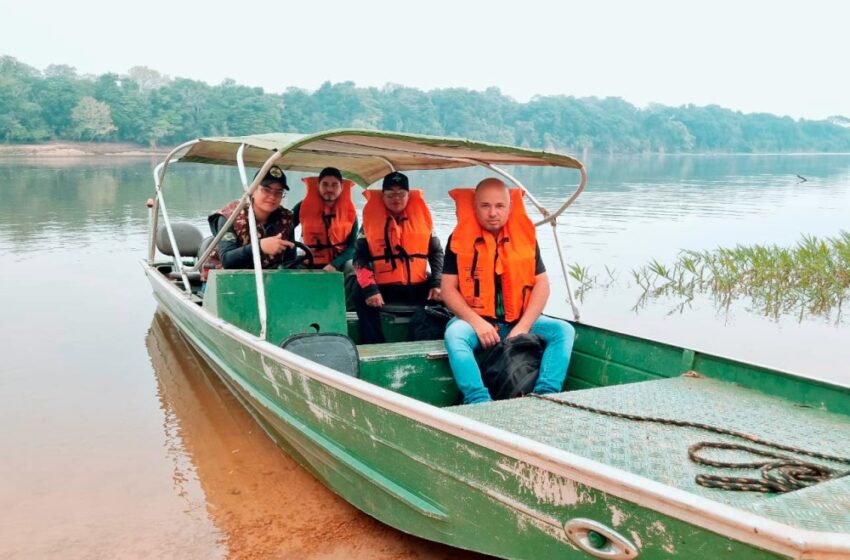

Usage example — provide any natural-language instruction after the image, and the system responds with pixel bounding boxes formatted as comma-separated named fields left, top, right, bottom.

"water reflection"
left=1, top=153, right=849, bottom=557
left=146, top=311, right=482, bottom=559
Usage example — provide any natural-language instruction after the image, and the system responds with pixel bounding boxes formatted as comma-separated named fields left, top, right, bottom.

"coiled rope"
left=529, top=393, right=850, bottom=493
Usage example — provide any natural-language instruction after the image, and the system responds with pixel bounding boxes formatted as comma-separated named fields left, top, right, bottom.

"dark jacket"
left=353, top=231, right=444, bottom=298
left=208, top=203, right=295, bottom=269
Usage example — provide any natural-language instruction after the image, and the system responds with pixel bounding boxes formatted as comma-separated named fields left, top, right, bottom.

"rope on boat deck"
left=529, top=393, right=850, bottom=493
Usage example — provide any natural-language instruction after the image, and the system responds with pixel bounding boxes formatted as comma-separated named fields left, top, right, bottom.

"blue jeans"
left=444, top=315, right=576, bottom=404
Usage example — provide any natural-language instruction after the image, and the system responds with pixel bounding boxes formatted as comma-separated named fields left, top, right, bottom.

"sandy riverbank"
left=0, top=142, right=169, bottom=157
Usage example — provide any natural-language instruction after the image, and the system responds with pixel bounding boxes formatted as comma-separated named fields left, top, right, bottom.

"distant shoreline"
left=1, top=141, right=849, bottom=159
left=0, top=142, right=168, bottom=157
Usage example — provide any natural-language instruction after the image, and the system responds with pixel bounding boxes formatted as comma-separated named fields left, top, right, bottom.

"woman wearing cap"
left=207, top=165, right=296, bottom=270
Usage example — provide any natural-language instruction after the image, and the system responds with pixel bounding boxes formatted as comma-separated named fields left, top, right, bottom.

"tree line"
left=2, top=55, right=850, bottom=153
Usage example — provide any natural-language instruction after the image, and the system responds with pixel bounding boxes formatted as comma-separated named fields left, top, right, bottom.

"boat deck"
left=451, top=375, right=850, bottom=533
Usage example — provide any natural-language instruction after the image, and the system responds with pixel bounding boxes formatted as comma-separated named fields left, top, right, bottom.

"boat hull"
left=145, top=265, right=847, bottom=559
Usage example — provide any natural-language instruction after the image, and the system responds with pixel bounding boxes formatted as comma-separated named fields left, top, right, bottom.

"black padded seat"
left=156, top=223, right=203, bottom=258
left=281, top=333, right=360, bottom=378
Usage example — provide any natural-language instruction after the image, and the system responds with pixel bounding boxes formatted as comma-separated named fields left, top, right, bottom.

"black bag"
left=407, top=305, right=454, bottom=341
left=280, top=333, right=360, bottom=378
left=478, top=333, right=545, bottom=400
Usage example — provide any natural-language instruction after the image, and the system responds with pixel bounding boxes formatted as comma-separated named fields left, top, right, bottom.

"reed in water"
left=570, top=232, right=850, bottom=321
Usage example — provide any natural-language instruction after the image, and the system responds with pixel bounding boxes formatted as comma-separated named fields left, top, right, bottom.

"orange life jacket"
left=299, top=176, right=357, bottom=265
left=449, top=188, right=537, bottom=323
left=362, top=189, right=433, bottom=285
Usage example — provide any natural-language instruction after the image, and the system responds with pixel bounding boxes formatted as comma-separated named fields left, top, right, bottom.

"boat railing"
left=235, top=143, right=275, bottom=340
left=150, top=139, right=200, bottom=294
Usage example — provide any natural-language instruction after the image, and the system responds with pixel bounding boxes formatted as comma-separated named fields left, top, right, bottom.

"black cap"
left=255, top=165, right=289, bottom=190
left=382, top=171, right=409, bottom=191
left=318, top=167, right=343, bottom=181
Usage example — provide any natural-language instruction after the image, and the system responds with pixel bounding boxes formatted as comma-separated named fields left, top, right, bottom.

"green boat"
left=143, top=130, right=850, bottom=559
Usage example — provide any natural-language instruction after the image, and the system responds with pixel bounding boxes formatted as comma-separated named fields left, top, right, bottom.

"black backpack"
left=407, top=305, right=454, bottom=341
left=478, top=333, right=545, bottom=400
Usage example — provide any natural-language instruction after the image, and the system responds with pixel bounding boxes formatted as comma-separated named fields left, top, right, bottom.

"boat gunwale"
left=571, top=317, right=850, bottom=401
left=144, top=261, right=850, bottom=558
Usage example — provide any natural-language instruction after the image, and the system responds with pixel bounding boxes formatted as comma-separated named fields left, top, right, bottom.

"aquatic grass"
left=631, top=232, right=850, bottom=321
left=568, top=263, right=597, bottom=302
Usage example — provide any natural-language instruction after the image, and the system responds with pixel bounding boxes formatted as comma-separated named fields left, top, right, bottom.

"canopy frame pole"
left=148, top=140, right=198, bottom=265
left=150, top=141, right=202, bottom=296
left=469, top=160, right=585, bottom=322
left=375, top=156, right=396, bottom=173
left=237, top=144, right=269, bottom=340
left=155, top=194, right=192, bottom=294
left=549, top=221, right=581, bottom=321
left=148, top=163, right=163, bottom=264
left=190, top=152, right=283, bottom=272
left=537, top=166, right=587, bottom=227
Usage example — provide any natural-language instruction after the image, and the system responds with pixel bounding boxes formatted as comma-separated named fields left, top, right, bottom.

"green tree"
left=33, top=64, right=86, bottom=138
left=93, top=73, right=148, bottom=142
left=71, top=96, right=117, bottom=140
left=0, top=56, right=50, bottom=142
left=4, top=55, right=850, bottom=153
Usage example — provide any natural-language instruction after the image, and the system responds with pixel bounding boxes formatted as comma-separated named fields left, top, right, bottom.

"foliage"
left=71, top=96, right=117, bottom=140
left=2, top=55, right=850, bottom=152
left=632, top=233, right=850, bottom=321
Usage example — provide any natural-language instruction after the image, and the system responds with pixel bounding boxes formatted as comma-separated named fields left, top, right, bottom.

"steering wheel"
left=278, top=241, right=315, bottom=269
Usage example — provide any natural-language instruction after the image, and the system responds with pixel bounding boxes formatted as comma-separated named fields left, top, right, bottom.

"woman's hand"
left=259, top=234, right=293, bottom=256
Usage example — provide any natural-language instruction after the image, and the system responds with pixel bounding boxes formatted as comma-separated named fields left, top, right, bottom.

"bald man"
left=441, top=178, right=575, bottom=404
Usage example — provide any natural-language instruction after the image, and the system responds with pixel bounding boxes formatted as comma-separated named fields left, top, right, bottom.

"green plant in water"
left=568, top=263, right=596, bottom=302
left=631, top=232, right=850, bottom=322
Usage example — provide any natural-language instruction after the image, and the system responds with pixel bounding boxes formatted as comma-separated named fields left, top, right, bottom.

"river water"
left=1, top=154, right=848, bottom=558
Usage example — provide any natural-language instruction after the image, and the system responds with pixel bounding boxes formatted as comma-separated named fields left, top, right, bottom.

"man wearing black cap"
left=292, top=167, right=358, bottom=272
left=353, top=171, right=444, bottom=344
left=207, top=165, right=296, bottom=270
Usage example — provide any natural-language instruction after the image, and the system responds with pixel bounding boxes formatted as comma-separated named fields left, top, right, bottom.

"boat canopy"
left=176, top=129, right=584, bottom=186
left=152, top=129, right=586, bottom=326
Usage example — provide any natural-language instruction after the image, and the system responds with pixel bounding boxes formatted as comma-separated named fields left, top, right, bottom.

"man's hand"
left=472, top=316, right=500, bottom=349
left=323, top=264, right=337, bottom=272
left=507, top=323, right=530, bottom=339
left=427, top=287, right=442, bottom=301
left=259, top=234, right=294, bottom=256
left=365, top=293, right=385, bottom=307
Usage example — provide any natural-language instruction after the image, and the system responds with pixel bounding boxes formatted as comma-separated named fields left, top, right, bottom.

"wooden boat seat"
left=357, top=340, right=459, bottom=407
left=452, top=374, right=850, bottom=534
left=345, top=309, right=429, bottom=345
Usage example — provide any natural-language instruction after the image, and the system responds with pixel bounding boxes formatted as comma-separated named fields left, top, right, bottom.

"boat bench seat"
left=357, top=340, right=460, bottom=407
left=346, top=311, right=417, bottom=345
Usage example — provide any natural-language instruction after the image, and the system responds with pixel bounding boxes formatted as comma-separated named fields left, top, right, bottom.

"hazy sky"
left=3, top=0, right=848, bottom=119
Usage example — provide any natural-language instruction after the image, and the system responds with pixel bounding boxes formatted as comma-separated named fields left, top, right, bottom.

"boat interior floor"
left=451, top=375, right=850, bottom=534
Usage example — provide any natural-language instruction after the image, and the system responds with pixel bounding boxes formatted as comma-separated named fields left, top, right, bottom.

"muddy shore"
left=0, top=142, right=169, bottom=157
